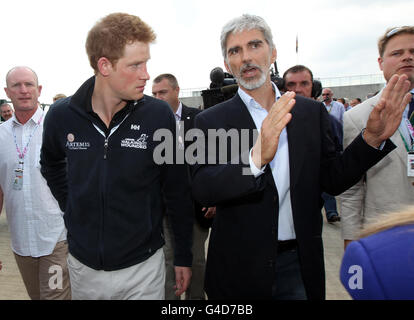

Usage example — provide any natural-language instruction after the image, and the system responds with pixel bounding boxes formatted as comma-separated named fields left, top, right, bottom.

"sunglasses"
left=386, top=27, right=403, bottom=38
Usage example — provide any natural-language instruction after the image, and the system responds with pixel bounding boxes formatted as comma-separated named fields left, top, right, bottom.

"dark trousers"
left=272, top=248, right=307, bottom=300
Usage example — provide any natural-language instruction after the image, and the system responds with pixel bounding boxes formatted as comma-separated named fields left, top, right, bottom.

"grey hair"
left=220, top=14, right=275, bottom=60
left=0, top=103, right=13, bottom=110
left=153, top=73, right=179, bottom=89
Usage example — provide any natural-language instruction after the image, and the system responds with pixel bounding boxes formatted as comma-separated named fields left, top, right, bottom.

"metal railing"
left=179, top=74, right=386, bottom=98
left=316, top=74, right=385, bottom=88
left=180, top=87, right=205, bottom=98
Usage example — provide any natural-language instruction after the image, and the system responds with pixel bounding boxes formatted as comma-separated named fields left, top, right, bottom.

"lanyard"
left=12, top=114, right=43, bottom=160
left=400, top=118, right=414, bottom=152
left=325, top=102, right=333, bottom=113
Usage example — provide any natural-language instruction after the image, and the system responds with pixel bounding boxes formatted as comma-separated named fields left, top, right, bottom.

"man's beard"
left=233, top=63, right=268, bottom=90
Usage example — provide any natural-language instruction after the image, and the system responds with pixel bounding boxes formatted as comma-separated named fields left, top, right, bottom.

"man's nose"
left=139, top=64, right=150, bottom=80
left=402, top=50, right=414, bottom=61
left=240, top=49, right=252, bottom=63
left=19, top=84, right=29, bottom=93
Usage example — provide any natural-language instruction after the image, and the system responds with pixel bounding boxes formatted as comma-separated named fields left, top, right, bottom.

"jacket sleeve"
left=338, top=111, right=366, bottom=240
left=319, top=103, right=396, bottom=197
left=40, top=107, right=68, bottom=212
left=161, top=112, right=194, bottom=267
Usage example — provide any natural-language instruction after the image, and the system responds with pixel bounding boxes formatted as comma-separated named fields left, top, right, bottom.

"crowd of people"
left=0, top=12, right=413, bottom=300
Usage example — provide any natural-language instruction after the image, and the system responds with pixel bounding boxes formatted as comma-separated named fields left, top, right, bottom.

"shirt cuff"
left=249, top=148, right=266, bottom=178
left=361, top=128, right=386, bottom=150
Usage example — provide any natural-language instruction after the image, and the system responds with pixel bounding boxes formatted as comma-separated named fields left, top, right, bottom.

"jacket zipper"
left=104, top=138, right=108, bottom=159
left=91, top=113, right=131, bottom=268
left=99, top=136, right=109, bottom=267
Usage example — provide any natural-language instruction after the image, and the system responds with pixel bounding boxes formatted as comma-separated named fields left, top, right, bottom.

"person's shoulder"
left=341, top=223, right=414, bottom=299
left=138, top=95, right=175, bottom=125
left=0, top=118, right=12, bottom=138
left=359, top=224, right=414, bottom=251
left=346, top=94, right=380, bottom=119
left=183, top=104, right=202, bottom=115
left=198, top=95, right=241, bottom=119
left=141, top=95, right=170, bottom=112
left=294, top=95, right=324, bottom=114
left=0, top=118, right=11, bottom=127
left=295, top=95, right=321, bottom=106
left=46, top=96, right=72, bottom=118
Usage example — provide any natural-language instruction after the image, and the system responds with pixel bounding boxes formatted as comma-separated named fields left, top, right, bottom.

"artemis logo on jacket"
left=65, top=133, right=91, bottom=150
left=66, top=141, right=91, bottom=150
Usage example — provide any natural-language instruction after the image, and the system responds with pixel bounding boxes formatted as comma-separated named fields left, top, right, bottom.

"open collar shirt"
left=240, top=84, right=296, bottom=241
left=0, top=107, right=66, bottom=257
left=323, top=100, right=344, bottom=123
left=175, top=102, right=183, bottom=122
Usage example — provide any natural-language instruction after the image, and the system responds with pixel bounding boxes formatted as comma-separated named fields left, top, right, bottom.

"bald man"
left=0, top=66, right=70, bottom=300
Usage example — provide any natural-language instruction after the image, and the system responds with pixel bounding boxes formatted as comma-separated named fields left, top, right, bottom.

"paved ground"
left=0, top=206, right=350, bottom=300
left=0, top=209, right=29, bottom=299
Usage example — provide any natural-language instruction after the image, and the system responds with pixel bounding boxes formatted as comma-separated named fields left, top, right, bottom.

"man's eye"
left=229, top=49, right=238, bottom=55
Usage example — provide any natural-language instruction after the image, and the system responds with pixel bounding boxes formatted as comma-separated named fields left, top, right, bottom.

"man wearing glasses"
left=321, top=88, right=345, bottom=124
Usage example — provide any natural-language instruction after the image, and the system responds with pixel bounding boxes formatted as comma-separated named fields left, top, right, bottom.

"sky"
left=1, top=0, right=413, bottom=104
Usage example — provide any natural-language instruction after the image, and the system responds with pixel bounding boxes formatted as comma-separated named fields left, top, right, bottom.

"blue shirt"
left=324, top=100, right=344, bottom=123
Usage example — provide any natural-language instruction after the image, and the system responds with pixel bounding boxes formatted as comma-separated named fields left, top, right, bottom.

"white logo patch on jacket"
left=66, top=133, right=91, bottom=150
left=121, top=134, right=148, bottom=149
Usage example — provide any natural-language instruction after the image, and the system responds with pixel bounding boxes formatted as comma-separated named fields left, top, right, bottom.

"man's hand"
left=174, top=266, right=192, bottom=297
left=251, top=92, right=296, bottom=168
left=364, top=74, right=412, bottom=148
left=202, top=207, right=216, bottom=219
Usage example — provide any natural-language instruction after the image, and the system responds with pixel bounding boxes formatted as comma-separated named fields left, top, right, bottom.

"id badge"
left=13, top=169, right=23, bottom=190
left=12, top=161, right=24, bottom=190
left=408, top=152, right=414, bottom=177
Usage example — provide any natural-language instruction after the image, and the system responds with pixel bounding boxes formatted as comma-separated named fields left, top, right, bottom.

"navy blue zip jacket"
left=40, top=77, right=193, bottom=270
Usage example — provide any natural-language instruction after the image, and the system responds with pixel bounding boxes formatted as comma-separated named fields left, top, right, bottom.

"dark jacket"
left=191, top=93, right=395, bottom=299
left=329, top=114, right=343, bottom=152
left=40, top=76, right=193, bottom=271
left=181, top=104, right=213, bottom=229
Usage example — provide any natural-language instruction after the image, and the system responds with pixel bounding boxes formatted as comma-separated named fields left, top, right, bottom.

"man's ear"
left=97, top=57, right=113, bottom=77
left=271, top=47, right=277, bottom=64
left=4, top=87, right=10, bottom=99
left=224, top=59, right=232, bottom=75
left=378, top=56, right=384, bottom=72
